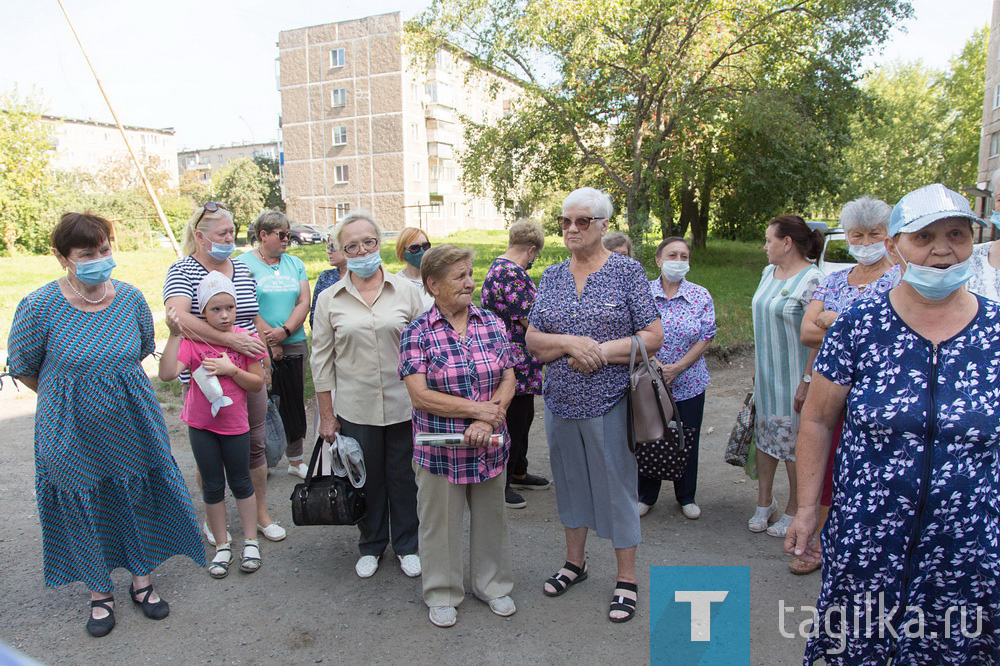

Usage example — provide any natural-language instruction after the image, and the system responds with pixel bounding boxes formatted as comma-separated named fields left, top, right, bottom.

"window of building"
left=431, top=203, right=443, bottom=218
left=430, top=166, right=440, bottom=180
left=411, top=84, right=420, bottom=103
left=436, top=50, right=454, bottom=73
left=334, top=165, right=350, bottom=184
left=330, top=48, right=346, bottom=68
left=994, top=85, right=1000, bottom=110
left=450, top=202, right=458, bottom=217
left=412, top=162, right=422, bottom=181
left=332, top=126, right=348, bottom=146
left=991, top=132, right=1000, bottom=158
left=331, top=88, right=348, bottom=107
left=335, top=202, right=351, bottom=221
left=444, top=167, right=456, bottom=181
left=480, top=203, right=487, bottom=218
left=411, top=123, right=419, bottom=140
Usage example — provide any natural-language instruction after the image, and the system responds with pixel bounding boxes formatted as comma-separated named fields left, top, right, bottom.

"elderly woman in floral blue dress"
left=787, top=184, right=1000, bottom=664
left=527, top=187, right=663, bottom=624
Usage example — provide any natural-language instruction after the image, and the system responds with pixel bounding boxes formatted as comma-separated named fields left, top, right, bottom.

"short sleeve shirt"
left=649, top=278, right=716, bottom=401
left=812, top=264, right=901, bottom=312
left=967, top=242, right=1000, bottom=302
left=528, top=253, right=659, bottom=419
left=398, top=304, right=512, bottom=484
left=237, top=252, right=308, bottom=344
left=310, top=268, right=341, bottom=327
left=480, top=257, right=543, bottom=395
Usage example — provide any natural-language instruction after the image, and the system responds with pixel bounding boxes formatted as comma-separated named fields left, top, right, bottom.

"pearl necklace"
left=65, top=276, right=108, bottom=304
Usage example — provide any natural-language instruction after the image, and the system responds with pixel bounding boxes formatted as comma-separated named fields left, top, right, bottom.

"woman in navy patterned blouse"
left=527, top=187, right=663, bottom=624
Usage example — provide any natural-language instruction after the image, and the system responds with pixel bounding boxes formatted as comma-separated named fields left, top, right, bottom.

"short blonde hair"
left=508, top=220, right=545, bottom=250
left=181, top=204, right=233, bottom=256
left=333, top=208, right=383, bottom=251
left=395, top=227, right=429, bottom=262
left=252, top=209, right=290, bottom=241
left=421, top=244, right=475, bottom=294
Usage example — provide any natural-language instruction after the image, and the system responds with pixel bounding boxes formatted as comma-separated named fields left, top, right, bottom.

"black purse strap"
left=303, top=436, right=326, bottom=489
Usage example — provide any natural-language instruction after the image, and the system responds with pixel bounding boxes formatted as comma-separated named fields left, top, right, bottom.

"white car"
left=807, top=222, right=854, bottom=275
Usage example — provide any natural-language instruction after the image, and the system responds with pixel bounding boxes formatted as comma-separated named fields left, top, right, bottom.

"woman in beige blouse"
left=311, top=209, right=426, bottom=579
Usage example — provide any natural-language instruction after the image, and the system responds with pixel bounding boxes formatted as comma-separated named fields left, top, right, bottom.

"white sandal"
left=209, top=543, right=233, bottom=579
left=240, top=539, right=262, bottom=573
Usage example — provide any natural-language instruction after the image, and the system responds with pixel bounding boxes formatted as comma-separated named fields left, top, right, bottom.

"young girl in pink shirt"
left=159, top=271, right=266, bottom=578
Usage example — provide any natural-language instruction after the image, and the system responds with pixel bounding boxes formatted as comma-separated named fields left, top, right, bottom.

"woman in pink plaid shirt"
left=399, top=244, right=517, bottom=628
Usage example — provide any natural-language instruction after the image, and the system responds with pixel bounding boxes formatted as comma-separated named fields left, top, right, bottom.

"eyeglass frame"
left=195, top=202, right=229, bottom=227
left=557, top=215, right=606, bottom=231
left=404, top=241, right=432, bottom=253
left=342, top=237, right=380, bottom=257
left=262, top=229, right=288, bottom=241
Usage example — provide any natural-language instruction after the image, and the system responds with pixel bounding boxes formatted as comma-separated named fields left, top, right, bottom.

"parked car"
left=807, top=221, right=854, bottom=275
left=299, top=224, right=329, bottom=243
left=245, top=222, right=322, bottom=247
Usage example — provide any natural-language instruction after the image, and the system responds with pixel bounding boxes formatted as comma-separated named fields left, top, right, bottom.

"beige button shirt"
left=311, top=268, right=425, bottom=426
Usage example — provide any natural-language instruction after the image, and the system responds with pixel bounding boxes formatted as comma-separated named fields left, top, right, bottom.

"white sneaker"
left=681, top=503, right=701, bottom=520
left=355, top=555, right=380, bottom=578
left=767, top=513, right=795, bottom=537
left=203, top=521, right=232, bottom=547
left=638, top=501, right=652, bottom=517
left=397, top=554, right=421, bottom=577
left=748, top=498, right=777, bottom=532
left=487, top=595, right=516, bottom=617
left=287, top=462, right=308, bottom=479
left=429, top=606, right=457, bottom=627
left=256, top=522, right=287, bottom=542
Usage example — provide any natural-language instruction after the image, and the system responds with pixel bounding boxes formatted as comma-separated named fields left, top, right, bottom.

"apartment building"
left=177, top=141, right=280, bottom=184
left=43, top=114, right=178, bottom=187
left=277, top=12, right=519, bottom=234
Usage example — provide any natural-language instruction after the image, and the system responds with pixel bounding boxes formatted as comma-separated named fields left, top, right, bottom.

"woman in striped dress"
left=7, top=213, right=205, bottom=637
left=749, top=215, right=824, bottom=539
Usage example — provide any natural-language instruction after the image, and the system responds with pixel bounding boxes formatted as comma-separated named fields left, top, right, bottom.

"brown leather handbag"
left=627, top=335, right=674, bottom=444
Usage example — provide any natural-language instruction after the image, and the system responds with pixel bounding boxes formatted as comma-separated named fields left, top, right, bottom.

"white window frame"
left=330, top=48, right=346, bottom=68
left=332, top=126, right=348, bottom=146
left=430, top=165, right=441, bottom=180
left=334, top=165, right=350, bottom=184
left=331, top=88, right=347, bottom=107
left=412, top=161, right=422, bottom=181
left=334, top=202, right=351, bottom=221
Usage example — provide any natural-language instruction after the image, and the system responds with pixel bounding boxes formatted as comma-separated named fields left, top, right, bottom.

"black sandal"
left=86, top=596, right=115, bottom=637
left=543, top=561, right=588, bottom=597
left=130, top=583, right=170, bottom=620
left=609, top=581, right=638, bottom=623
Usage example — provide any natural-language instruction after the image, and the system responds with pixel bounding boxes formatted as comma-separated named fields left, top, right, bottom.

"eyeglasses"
left=404, top=241, right=432, bottom=253
left=195, top=202, right=228, bottom=227
left=557, top=216, right=605, bottom=231
left=342, top=237, right=379, bottom=256
left=267, top=230, right=288, bottom=241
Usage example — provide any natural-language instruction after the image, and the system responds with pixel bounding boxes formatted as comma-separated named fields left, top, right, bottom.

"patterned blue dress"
left=7, top=281, right=205, bottom=593
left=806, top=292, right=1000, bottom=664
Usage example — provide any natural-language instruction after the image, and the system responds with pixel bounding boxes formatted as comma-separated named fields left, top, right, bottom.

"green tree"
left=253, top=154, right=285, bottom=212
left=937, top=25, right=988, bottom=191
left=409, top=0, right=910, bottom=244
left=0, top=90, right=54, bottom=254
left=213, top=157, right=269, bottom=234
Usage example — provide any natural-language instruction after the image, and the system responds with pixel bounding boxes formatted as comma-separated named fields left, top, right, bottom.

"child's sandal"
left=240, top=539, right=262, bottom=574
left=209, top=543, right=233, bottom=579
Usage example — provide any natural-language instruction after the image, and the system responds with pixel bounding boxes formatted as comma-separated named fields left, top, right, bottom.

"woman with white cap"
left=787, top=184, right=1000, bottom=663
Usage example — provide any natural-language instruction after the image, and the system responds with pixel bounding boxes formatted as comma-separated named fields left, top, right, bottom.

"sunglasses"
left=195, top=202, right=228, bottom=226
left=405, top=241, right=432, bottom=253
left=267, top=230, right=288, bottom=241
left=557, top=216, right=605, bottom=231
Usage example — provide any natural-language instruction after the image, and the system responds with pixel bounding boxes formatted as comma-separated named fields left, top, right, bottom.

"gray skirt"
left=544, top=396, right=640, bottom=549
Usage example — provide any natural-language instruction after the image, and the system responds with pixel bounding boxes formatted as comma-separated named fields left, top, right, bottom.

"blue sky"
left=0, top=0, right=991, bottom=150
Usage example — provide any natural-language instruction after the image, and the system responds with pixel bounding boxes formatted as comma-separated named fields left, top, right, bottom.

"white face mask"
left=848, top=242, right=888, bottom=266
left=660, top=260, right=690, bottom=282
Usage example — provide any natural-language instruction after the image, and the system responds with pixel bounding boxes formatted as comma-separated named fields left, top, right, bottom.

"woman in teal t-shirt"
left=238, top=210, right=312, bottom=479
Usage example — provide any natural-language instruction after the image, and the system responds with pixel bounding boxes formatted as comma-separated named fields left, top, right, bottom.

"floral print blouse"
left=811, top=264, right=900, bottom=313
left=480, top=257, right=543, bottom=395
left=648, top=278, right=716, bottom=401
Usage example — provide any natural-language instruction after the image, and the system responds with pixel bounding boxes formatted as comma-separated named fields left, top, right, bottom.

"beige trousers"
left=413, top=462, right=514, bottom=608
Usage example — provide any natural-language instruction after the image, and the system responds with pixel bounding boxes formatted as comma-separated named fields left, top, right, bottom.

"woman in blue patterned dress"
left=749, top=215, right=824, bottom=538
left=527, top=187, right=663, bottom=624
left=787, top=184, right=1000, bottom=664
left=7, top=213, right=205, bottom=637
left=309, top=240, right=346, bottom=327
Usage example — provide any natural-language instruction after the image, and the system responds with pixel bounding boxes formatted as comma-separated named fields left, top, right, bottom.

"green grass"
left=0, top=233, right=766, bottom=355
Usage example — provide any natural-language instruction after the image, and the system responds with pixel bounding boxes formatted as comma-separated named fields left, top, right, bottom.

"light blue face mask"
left=991, top=211, right=1000, bottom=230
left=207, top=241, right=235, bottom=261
left=899, top=249, right=975, bottom=300
left=347, top=252, right=382, bottom=278
left=73, top=255, right=116, bottom=285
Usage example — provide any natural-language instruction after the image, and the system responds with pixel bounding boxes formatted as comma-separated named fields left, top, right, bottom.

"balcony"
left=429, top=180, right=454, bottom=196
left=424, top=105, right=456, bottom=123
left=428, top=142, right=454, bottom=159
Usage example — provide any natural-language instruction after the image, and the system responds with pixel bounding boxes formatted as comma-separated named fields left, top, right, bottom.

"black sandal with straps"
left=543, top=561, right=588, bottom=597
left=130, top=583, right=170, bottom=620
left=609, top=581, right=638, bottom=623
left=86, top=597, right=116, bottom=637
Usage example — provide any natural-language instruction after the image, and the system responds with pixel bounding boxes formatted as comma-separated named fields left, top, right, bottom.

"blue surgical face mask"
left=660, top=260, right=690, bottom=282
left=403, top=249, right=426, bottom=269
left=347, top=252, right=382, bottom=278
left=898, top=247, right=975, bottom=300
left=848, top=242, right=888, bottom=266
left=72, top=255, right=116, bottom=285
left=990, top=211, right=1000, bottom=230
left=207, top=241, right=235, bottom=261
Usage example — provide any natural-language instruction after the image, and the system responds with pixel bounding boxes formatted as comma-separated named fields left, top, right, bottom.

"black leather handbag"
left=290, top=437, right=366, bottom=526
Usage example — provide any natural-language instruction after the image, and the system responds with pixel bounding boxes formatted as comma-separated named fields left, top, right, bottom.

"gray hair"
left=333, top=208, right=384, bottom=250
left=840, top=196, right=891, bottom=233
left=562, top=187, right=613, bottom=220
left=602, top=231, right=632, bottom=256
